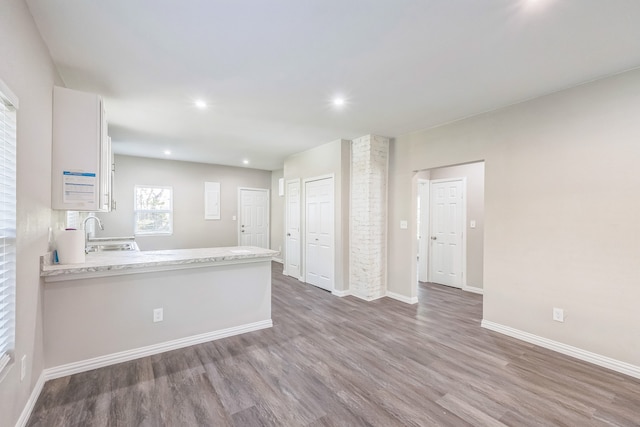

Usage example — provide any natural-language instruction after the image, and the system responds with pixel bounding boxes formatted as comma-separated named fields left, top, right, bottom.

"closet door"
left=305, top=177, right=334, bottom=291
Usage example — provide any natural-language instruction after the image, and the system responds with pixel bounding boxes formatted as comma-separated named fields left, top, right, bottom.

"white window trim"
left=0, top=78, right=17, bottom=382
left=134, top=185, right=173, bottom=236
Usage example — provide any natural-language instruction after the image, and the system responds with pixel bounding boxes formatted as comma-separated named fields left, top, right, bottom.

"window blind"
left=0, top=83, right=17, bottom=377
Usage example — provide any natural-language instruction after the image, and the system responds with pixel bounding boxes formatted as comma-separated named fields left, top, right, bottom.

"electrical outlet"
left=21, top=355, right=26, bottom=381
left=553, top=307, right=564, bottom=322
left=153, top=308, right=164, bottom=323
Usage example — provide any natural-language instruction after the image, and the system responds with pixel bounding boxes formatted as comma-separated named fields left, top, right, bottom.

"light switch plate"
left=400, top=220, right=408, bottom=229
left=470, top=220, right=476, bottom=229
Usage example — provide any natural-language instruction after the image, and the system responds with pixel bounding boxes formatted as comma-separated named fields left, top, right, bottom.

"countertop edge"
left=41, top=247, right=279, bottom=282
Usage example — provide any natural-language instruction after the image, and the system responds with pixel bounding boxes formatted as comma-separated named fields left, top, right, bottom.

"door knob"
left=287, top=233, right=291, bottom=236
left=315, top=238, right=319, bottom=241
left=431, top=236, right=437, bottom=240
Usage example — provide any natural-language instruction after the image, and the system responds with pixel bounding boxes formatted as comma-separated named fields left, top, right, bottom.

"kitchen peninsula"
left=40, top=246, right=277, bottom=377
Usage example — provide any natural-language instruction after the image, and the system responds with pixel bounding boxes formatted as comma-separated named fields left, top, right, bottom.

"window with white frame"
left=0, top=80, right=17, bottom=379
left=134, top=185, right=173, bottom=235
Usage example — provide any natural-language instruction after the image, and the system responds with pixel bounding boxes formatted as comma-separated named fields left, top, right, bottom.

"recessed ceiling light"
left=523, top=0, right=550, bottom=10
left=333, top=97, right=345, bottom=107
left=164, top=150, right=171, bottom=155
left=243, top=159, right=249, bottom=165
left=195, top=100, right=207, bottom=109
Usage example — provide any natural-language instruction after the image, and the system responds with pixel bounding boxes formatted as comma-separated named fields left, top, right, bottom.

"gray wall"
left=388, top=68, right=640, bottom=367
left=44, top=261, right=271, bottom=368
left=429, top=162, right=484, bottom=289
left=270, top=169, right=284, bottom=259
left=0, top=2, right=64, bottom=426
left=96, top=155, right=271, bottom=250
left=283, top=139, right=351, bottom=292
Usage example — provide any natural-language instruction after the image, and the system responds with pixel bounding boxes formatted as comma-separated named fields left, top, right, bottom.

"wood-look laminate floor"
left=28, top=263, right=640, bottom=426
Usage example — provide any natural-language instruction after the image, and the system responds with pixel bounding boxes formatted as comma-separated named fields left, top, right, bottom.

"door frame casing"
left=284, top=178, right=302, bottom=280
left=427, top=177, right=467, bottom=288
left=237, top=187, right=270, bottom=247
left=302, top=174, right=335, bottom=290
left=417, top=179, right=430, bottom=282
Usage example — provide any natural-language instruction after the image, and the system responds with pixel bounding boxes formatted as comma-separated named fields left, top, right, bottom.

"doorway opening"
left=415, top=161, right=485, bottom=297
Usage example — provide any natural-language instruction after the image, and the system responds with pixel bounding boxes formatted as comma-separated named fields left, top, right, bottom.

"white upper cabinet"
left=52, top=86, right=112, bottom=211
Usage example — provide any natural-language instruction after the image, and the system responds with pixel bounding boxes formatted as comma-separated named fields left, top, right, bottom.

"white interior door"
left=429, top=179, right=464, bottom=288
left=417, top=180, right=429, bottom=282
left=285, top=179, right=301, bottom=279
left=305, top=177, right=334, bottom=291
left=239, top=188, right=269, bottom=248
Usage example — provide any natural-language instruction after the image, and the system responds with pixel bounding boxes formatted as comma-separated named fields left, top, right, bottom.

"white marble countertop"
left=41, top=246, right=279, bottom=282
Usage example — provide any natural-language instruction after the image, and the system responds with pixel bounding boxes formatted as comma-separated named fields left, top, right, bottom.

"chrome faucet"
left=83, top=216, right=104, bottom=253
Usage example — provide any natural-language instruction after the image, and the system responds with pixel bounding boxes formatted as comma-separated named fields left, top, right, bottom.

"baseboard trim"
left=272, top=257, right=283, bottom=264
left=333, top=289, right=419, bottom=304
left=386, top=291, right=419, bottom=305
left=481, top=320, right=640, bottom=380
left=15, top=372, right=45, bottom=427
left=463, top=285, right=484, bottom=295
left=349, top=292, right=386, bottom=302
left=43, top=319, right=273, bottom=381
left=332, top=289, right=351, bottom=297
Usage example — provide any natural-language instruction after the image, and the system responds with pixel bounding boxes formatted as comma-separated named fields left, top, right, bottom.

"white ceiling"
left=27, top=0, right=640, bottom=171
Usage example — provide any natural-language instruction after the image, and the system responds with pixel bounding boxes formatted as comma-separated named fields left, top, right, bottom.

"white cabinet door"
left=52, top=86, right=112, bottom=211
left=305, top=177, right=334, bottom=291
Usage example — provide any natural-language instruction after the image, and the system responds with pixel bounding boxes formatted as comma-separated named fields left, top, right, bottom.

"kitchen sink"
left=86, top=237, right=140, bottom=252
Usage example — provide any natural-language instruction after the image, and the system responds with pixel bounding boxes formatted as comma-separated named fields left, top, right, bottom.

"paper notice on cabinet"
left=63, top=171, right=97, bottom=204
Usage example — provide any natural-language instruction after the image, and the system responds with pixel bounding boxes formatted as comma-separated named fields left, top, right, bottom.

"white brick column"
left=349, top=135, right=389, bottom=300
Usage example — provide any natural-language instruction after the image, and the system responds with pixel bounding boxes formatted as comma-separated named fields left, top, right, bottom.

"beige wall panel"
left=389, top=69, right=640, bottom=366
left=0, top=1, right=64, bottom=425
left=96, top=155, right=271, bottom=251
left=270, top=169, right=284, bottom=257
left=44, top=261, right=272, bottom=368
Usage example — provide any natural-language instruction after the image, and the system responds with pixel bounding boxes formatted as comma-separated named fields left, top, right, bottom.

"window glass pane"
left=135, top=212, right=172, bottom=234
left=135, top=187, right=171, bottom=210
left=134, top=186, right=173, bottom=235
